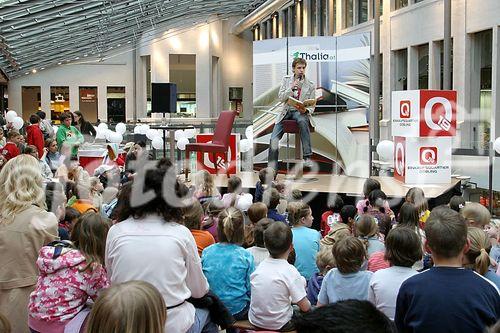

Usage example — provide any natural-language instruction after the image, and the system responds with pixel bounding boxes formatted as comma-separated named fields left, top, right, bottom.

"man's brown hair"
left=424, top=206, right=467, bottom=258
left=292, top=57, right=307, bottom=69
left=331, top=236, right=366, bottom=274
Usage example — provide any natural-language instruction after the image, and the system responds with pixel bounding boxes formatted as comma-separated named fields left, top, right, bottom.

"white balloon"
left=6, top=110, right=17, bottom=122
left=139, top=124, right=150, bottom=135
left=104, top=129, right=114, bottom=141
left=152, top=136, right=163, bottom=150
left=174, top=129, right=186, bottom=141
left=12, top=116, right=24, bottom=130
left=108, top=131, right=123, bottom=144
left=146, top=129, right=160, bottom=140
left=494, top=137, right=500, bottom=154
left=95, top=129, right=106, bottom=140
left=177, top=137, right=189, bottom=150
left=245, top=125, right=254, bottom=140
left=133, top=126, right=141, bottom=134
left=184, top=128, right=197, bottom=139
left=376, top=140, right=394, bottom=162
left=115, top=122, right=126, bottom=135
left=97, top=123, right=108, bottom=131
left=239, top=138, right=252, bottom=153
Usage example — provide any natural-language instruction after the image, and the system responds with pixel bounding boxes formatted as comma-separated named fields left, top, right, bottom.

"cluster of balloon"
left=174, top=128, right=197, bottom=151
left=5, top=110, right=24, bottom=130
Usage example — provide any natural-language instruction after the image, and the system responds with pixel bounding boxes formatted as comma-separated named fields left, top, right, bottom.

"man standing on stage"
left=268, top=57, right=316, bottom=170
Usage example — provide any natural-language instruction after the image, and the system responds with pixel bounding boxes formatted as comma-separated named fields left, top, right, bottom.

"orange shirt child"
left=191, top=229, right=215, bottom=256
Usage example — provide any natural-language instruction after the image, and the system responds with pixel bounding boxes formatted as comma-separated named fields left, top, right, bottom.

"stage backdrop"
left=252, top=33, right=371, bottom=177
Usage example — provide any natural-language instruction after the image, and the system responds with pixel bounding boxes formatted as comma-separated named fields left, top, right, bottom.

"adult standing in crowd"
left=56, top=112, right=83, bottom=156
left=36, top=111, right=54, bottom=140
left=74, top=111, right=96, bottom=139
left=0, top=155, right=58, bottom=333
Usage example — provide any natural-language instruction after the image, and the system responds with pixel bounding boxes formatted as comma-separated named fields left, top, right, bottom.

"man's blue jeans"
left=268, top=109, right=312, bottom=169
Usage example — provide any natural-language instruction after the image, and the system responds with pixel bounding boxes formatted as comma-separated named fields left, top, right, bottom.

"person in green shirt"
left=56, top=112, right=84, bottom=156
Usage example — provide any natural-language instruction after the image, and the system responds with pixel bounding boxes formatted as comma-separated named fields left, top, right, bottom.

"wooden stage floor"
left=193, top=172, right=461, bottom=200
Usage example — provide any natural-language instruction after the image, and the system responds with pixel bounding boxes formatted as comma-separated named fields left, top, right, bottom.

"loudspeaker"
left=152, top=83, right=177, bottom=114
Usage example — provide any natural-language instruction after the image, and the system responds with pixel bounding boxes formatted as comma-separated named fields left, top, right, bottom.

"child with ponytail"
left=366, top=190, right=393, bottom=239
left=202, top=207, right=255, bottom=330
left=463, top=227, right=500, bottom=289
left=354, top=214, right=386, bottom=258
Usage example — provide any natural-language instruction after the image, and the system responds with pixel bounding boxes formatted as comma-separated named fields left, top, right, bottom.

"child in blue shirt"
left=317, top=236, right=372, bottom=305
left=202, top=207, right=255, bottom=329
left=264, top=188, right=287, bottom=223
left=289, top=202, right=321, bottom=280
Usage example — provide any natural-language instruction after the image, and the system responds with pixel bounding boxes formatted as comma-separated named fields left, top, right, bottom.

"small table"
left=150, top=124, right=195, bottom=162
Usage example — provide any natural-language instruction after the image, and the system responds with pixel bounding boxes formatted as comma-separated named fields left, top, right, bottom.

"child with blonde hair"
left=289, top=201, right=321, bottom=280
left=194, top=169, right=221, bottom=204
left=463, top=227, right=500, bottom=289
left=86, top=281, right=166, bottom=333
left=307, top=246, right=336, bottom=305
left=28, top=212, right=110, bottom=333
left=462, top=202, right=491, bottom=229
left=202, top=207, right=255, bottom=330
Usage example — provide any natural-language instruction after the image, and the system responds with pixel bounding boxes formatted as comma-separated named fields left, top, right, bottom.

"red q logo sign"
left=420, top=91, right=456, bottom=136
left=400, top=100, right=411, bottom=118
left=420, top=147, right=438, bottom=165
left=395, top=142, right=405, bottom=176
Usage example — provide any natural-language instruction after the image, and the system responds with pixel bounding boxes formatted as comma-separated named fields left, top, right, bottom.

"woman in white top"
left=105, top=166, right=218, bottom=333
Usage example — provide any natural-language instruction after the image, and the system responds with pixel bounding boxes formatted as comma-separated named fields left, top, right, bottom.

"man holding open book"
left=268, top=57, right=316, bottom=170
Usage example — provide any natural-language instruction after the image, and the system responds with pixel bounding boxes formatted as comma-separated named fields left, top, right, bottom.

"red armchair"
left=185, top=110, right=237, bottom=181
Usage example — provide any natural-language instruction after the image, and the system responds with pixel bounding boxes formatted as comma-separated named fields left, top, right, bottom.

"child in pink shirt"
left=28, top=212, right=110, bottom=333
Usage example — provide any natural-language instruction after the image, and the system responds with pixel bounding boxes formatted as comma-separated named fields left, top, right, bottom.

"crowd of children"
left=0, top=112, right=499, bottom=333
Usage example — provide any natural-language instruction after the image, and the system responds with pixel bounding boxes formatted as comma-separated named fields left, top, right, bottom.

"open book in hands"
left=287, top=96, right=316, bottom=113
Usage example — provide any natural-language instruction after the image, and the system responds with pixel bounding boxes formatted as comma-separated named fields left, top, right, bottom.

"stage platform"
left=192, top=172, right=461, bottom=200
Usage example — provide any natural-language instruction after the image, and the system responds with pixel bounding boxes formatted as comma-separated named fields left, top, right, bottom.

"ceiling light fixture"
left=32, top=69, right=37, bottom=73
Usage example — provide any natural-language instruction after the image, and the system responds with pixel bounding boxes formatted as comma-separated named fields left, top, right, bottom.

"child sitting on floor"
left=244, top=202, right=268, bottom=248
left=245, top=218, right=272, bottom=267
left=366, top=189, right=393, bottom=239
left=463, top=227, right=500, bottom=289
left=86, top=281, right=166, bottom=333
left=462, top=202, right=491, bottom=229
left=222, top=175, right=253, bottom=209
left=249, top=222, right=311, bottom=331
left=449, top=195, right=466, bottom=212
left=202, top=207, right=254, bottom=331
left=317, top=237, right=372, bottom=305
left=320, top=205, right=356, bottom=248
left=405, top=187, right=430, bottom=228
left=368, top=227, right=422, bottom=320
left=193, top=169, right=221, bottom=204
left=202, top=199, right=225, bottom=242
left=264, top=188, right=287, bottom=223
left=289, top=201, right=321, bottom=280
left=307, top=246, right=335, bottom=306
left=182, top=199, right=215, bottom=256
left=254, top=167, right=276, bottom=203
left=320, top=194, right=344, bottom=237
left=356, top=178, right=392, bottom=216
left=355, top=214, right=386, bottom=258
left=28, top=212, right=110, bottom=333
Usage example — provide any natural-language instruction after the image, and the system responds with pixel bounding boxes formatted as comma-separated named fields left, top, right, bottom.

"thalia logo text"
left=293, top=51, right=335, bottom=61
